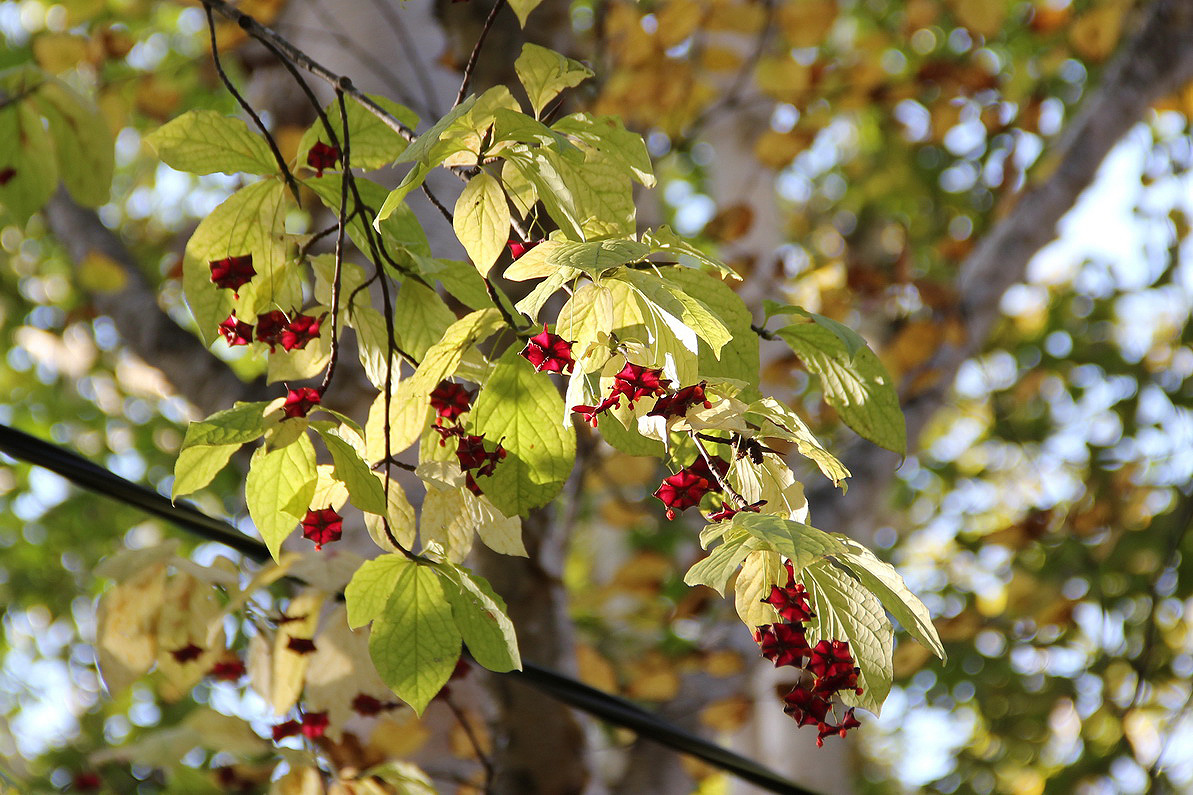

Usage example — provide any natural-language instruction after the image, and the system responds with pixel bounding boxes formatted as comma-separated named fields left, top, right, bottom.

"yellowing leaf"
left=246, top=431, right=318, bottom=561
left=272, top=589, right=326, bottom=715
left=453, top=172, right=509, bottom=277
left=515, top=44, right=594, bottom=118
left=734, top=549, right=783, bottom=629
left=304, top=605, right=395, bottom=741
left=146, top=109, right=278, bottom=176
left=96, top=562, right=166, bottom=694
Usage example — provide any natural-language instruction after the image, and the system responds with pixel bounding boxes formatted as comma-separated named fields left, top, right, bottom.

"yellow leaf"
left=624, top=651, right=680, bottom=701
left=777, top=0, right=838, bottom=48
left=32, top=33, right=93, bottom=74
left=366, top=712, right=432, bottom=760
left=271, top=767, right=324, bottom=795
left=96, top=562, right=166, bottom=695
left=271, top=589, right=326, bottom=715
left=657, top=0, right=706, bottom=48
left=1069, top=3, right=1129, bottom=62
left=304, top=605, right=394, bottom=741
left=699, top=695, right=752, bottom=731
left=576, top=643, right=619, bottom=693
left=155, top=572, right=226, bottom=701
left=734, top=550, right=783, bottom=629
left=947, top=0, right=1007, bottom=38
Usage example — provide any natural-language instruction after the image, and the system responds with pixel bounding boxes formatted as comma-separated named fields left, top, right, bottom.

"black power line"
left=0, top=422, right=816, bottom=795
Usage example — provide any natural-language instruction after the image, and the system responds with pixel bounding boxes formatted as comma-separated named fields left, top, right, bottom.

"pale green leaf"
left=745, top=396, right=850, bottom=488
left=406, top=308, right=505, bottom=404
left=507, top=0, right=545, bottom=27
left=368, top=564, right=462, bottom=715
left=0, top=101, right=58, bottom=224
left=683, top=528, right=764, bottom=596
left=735, top=550, right=784, bottom=629
left=344, top=553, right=413, bottom=629
left=171, top=444, right=237, bottom=500
left=395, top=96, right=476, bottom=166
left=729, top=453, right=810, bottom=522
left=552, top=112, right=654, bottom=187
left=776, top=323, right=907, bottom=454
left=392, top=280, right=455, bottom=359
left=348, top=304, right=400, bottom=390
left=764, top=302, right=866, bottom=358
left=730, top=512, right=848, bottom=572
left=363, top=473, right=417, bottom=553
left=615, top=269, right=731, bottom=357
left=834, top=539, right=946, bottom=661
left=182, top=179, right=293, bottom=345
left=146, top=109, right=276, bottom=176
left=420, top=485, right=475, bottom=563
left=555, top=281, right=614, bottom=366
left=365, top=761, right=436, bottom=795
left=659, top=267, right=757, bottom=387
left=436, top=563, right=521, bottom=672
left=182, top=402, right=270, bottom=449
left=641, top=226, right=737, bottom=279
left=33, top=78, right=114, bottom=206
left=310, top=254, right=368, bottom=318
left=415, top=256, right=495, bottom=311
left=308, top=174, right=430, bottom=264
left=469, top=348, right=576, bottom=516
left=491, top=107, right=577, bottom=153
left=297, top=94, right=418, bottom=171
left=514, top=44, right=593, bottom=118
left=266, top=325, right=331, bottom=383
left=453, top=172, right=509, bottom=277
left=246, top=432, right=317, bottom=561
left=513, top=267, right=574, bottom=320
left=802, top=559, right=894, bottom=715
left=316, top=426, right=389, bottom=515
left=365, top=382, right=431, bottom=464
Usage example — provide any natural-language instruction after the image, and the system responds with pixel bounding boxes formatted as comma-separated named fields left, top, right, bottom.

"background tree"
left=2, top=1, right=1193, bottom=794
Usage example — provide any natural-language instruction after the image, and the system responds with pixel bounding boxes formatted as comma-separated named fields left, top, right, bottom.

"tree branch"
left=809, top=0, right=1193, bottom=537
left=43, top=190, right=269, bottom=416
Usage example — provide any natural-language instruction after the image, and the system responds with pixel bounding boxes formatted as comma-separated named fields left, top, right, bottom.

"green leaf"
left=833, top=540, right=945, bottom=661
left=802, top=559, right=894, bottom=716
left=436, top=563, right=521, bottom=672
left=614, top=269, right=732, bottom=357
left=659, top=267, right=758, bottom=387
left=555, top=281, right=613, bottom=362
left=507, top=0, right=545, bottom=27
left=407, top=308, right=505, bottom=402
left=363, top=473, right=417, bottom=553
left=33, top=78, right=114, bottom=206
left=453, top=172, right=509, bottom=277
left=307, top=174, right=430, bottom=264
left=730, top=512, right=848, bottom=572
left=469, top=348, right=576, bottom=516
left=641, top=226, right=737, bottom=279
left=146, top=109, right=277, bottom=176
left=745, top=397, right=850, bottom=488
left=182, top=179, right=293, bottom=345
left=775, top=323, right=907, bottom=454
left=344, top=553, right=412, bottom=629
left=764, top=302, right=866, bottom=359
left=347, top=304, right=400, bottom=390
left=552, top=238, right=651, bottom=277
left=368, top=563, right=462, bottom=715
left=491, top=107, right=578, bottom=154
left=552, top=113, right=655, bottom=187
left=246, top=432, right=317, bottom=561
left=171, top=444, right=237, bottom=500
left=415, top=256, right=495, bottom=311
left=365, top=383, right=432, bottom=464
left=182, top=402, right=270, bottom=449
left=392, top=280, right=455, bottom=359
left=514, top=267, right=575, bottom=320
left=395, top=96, right=476, bottom=166
left=0, top=101, right=58, bottom=224
left=315, top=426, right=389, bottom=515
left=297, top=94, right=418, bottom=171
left=503, top=145, right=636, bottom=239
left=514, top=44, right=593, bottom=118
left=683, top=528, right=765, bottom=596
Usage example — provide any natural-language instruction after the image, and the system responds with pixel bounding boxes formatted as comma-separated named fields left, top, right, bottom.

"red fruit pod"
left=521, top=324, right=576, bottom=374
left=306, top=141, right=340, bottom=177
left=209, top=254, right=256, bottom=297
left=282, top=387, right=321, bottom=419
left=301, top=506, right=343, bottom=550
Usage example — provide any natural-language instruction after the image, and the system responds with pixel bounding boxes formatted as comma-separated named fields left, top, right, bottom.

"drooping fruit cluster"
left=571, top=362, right=673, bottom=426
left=283, top=387, right=321, bottom=419
left=217, top=307, right=324, bottom=353
left=429, top=380, right=506, bottom=493
left=755, top=562, right=863, bottom=747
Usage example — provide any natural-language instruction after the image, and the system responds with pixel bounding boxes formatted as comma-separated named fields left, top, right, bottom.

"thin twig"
left=455, top=0, right=506, bottom=108
left=319, top=90, right=351, bottom=397
left=691, top=431, right=749, bottom=508
left=203, top=4, right=301, bottom=205
left=443, top=693, right=495, bottom=792
left=200, top=0, right=416, bottom=142
left=421, top=182, right=455, bottom=225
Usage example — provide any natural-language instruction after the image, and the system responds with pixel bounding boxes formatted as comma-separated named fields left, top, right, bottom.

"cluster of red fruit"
left=755, top=562, right=862, bottom=747
left=429, top=379, right=506, bottom=495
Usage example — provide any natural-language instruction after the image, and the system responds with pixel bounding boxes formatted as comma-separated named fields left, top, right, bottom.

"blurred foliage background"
left=2, top=0, right=1193, bottom=793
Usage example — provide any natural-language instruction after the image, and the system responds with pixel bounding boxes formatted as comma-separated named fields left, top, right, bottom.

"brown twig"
left=203, top=4, right=301, bottom=205
left=443, top=692, right=495, bottom=792
left=455, top=0, right=507, bottom=108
